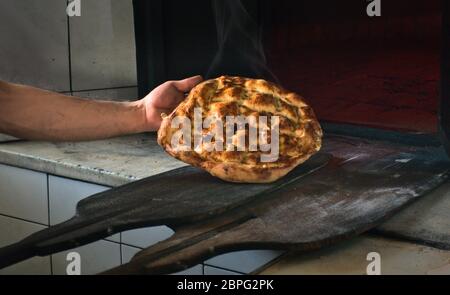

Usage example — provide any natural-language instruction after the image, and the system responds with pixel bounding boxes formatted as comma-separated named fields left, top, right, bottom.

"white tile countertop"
left=0, top=133, right=185, bottom=187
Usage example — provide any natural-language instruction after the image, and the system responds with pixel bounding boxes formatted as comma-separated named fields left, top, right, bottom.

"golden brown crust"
left=157, top=76, right=322, bottom=183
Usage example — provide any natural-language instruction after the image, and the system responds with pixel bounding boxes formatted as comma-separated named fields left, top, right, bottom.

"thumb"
left=172, top=75, right=203, bottom=92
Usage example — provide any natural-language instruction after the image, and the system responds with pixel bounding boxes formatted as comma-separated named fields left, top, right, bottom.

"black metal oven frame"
left=440, top=0, right=450, bottom=155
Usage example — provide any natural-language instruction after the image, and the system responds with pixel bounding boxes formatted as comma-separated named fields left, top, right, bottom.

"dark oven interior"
left=133, top=0, right=448, bottom=143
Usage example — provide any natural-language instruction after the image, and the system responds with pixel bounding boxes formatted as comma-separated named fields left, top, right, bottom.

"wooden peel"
left=103, top=137, right=450, bottom=274
left=0, top=153, right=329, bottom=269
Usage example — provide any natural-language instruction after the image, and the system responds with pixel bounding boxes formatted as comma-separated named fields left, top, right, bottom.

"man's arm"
left=0, top=76, right=202, bottom=141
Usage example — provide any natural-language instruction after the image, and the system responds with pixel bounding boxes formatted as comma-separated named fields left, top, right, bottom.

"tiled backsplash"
left=0, top=0, right=137, bottom=95
left=69, top=0, right=137, bottom=91
left=0, top=0, right=69, bottom=91
left=0, top=0, right=138, bottom=141
left=0, top=215, right=51, bottom=275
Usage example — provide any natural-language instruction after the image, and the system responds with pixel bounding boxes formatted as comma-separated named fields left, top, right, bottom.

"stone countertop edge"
left=0, top=134, right=186, bottom=187
left=0, top=147, right=138, bottom=187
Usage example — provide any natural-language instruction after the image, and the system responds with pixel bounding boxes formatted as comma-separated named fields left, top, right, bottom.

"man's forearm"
left=0, top=81, right=147, bottom=141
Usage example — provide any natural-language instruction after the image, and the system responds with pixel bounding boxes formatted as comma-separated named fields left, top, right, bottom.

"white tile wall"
left=0, top=0, right=137, bottom=93
left=121, top=244, right=203, bottom=275
left=0, top=164, right=48, bottom=224
left=69, top=0, right=137, bottom=90
left=205, top=250, right=284, bottom=274
left=52, top=239, right=121, bottom=275
left=48, top=175, right=119, bottom=242
left=120, top=244, right=140, bottom=263
left=0, top=0, right=70, bottom=91
left=0, top=215, right=51, bottom=275
left=173, top=265, right=203, bottom=275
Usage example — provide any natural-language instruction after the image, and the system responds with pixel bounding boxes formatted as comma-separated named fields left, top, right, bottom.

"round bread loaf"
left=157, top=76, right=322, bottom=183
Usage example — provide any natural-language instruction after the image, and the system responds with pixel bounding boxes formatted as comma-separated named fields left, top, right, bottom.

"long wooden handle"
left=0, top=154, right=330, bottom=270
left=102, top=216, right=255, bottom=275
left=0, top=217, right=110, bottom=269
left=0, top=243, right=36, bottom=269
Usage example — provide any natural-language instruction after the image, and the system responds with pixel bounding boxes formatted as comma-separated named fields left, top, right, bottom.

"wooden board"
left=374, top=179, right=450, bottom=250
left=0, top=151, right=329, bottom=269
left=103, top=136, right=450, bottom=274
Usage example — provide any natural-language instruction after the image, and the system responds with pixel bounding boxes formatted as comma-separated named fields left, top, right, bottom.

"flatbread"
left=158, top=76, right=322, bottom=183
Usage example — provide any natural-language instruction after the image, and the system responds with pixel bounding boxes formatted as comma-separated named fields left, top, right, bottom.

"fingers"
left=172, top=75, right=203, bottom=93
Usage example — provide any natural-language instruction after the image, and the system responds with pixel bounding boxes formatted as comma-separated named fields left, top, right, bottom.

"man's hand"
left=138, top=75, right=203, bottom=131
left=0, top=76, right=203, bottom=141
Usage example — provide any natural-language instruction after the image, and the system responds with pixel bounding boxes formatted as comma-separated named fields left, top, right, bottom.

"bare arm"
left=0, top=76, right=202, bottom=141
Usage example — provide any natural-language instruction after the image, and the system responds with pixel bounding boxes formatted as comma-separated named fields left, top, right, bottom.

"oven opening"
left=133, top=0, right=446, bottom=136
left=265, top=0, right=441, bottom=133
